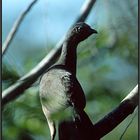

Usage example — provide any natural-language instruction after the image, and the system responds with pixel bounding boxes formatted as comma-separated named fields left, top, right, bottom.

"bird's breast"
left=39, top=69, right=71, bottom=114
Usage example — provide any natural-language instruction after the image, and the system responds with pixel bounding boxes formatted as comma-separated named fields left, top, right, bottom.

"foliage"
left=2, top=0, right=138, bottom=140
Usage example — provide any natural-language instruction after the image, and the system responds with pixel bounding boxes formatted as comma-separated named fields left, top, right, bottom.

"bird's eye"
left=75, top=26, right=82, bottom=33
left=75, top=27, right=79, bottom=33
left=78, top=27, right=81, bottom=30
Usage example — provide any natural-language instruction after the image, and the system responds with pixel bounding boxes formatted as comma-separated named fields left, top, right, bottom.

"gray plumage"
left=39, top=22, right=97, bottom=140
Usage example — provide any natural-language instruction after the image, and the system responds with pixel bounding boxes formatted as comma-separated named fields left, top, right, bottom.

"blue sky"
left=2, top=0, right=109, bottom=43
left=2, top=0, right=109, bottom=74
left=2, top=0, right=138, bottom=92
left=3, top=0, right=96, bottom=43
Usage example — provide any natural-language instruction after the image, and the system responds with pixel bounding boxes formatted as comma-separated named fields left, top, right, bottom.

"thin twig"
left=2, top=0, right=38, bottom=56
left=2, top=0, right=96, bottom=106
left=119, top=109, right=137, bottom=140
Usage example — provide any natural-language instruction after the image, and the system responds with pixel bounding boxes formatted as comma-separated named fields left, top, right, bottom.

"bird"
left=39, top=22, right=97, bottom=140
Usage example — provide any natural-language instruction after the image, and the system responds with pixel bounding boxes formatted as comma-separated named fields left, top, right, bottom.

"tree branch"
left=2, top=0, right=38, bottom=56
left=75, top=0, right=96, bottom=23
left=92, top=85, right=138, bottom=139
left=58, top=85, right=138, bottom=140
left=2, top=0, right=96, bottom=107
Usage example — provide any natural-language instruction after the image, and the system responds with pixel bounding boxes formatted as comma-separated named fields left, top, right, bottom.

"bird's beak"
left=90, top=28, right=98, bottom=34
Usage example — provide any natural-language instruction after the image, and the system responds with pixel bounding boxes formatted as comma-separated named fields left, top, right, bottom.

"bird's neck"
left=56, top=41, right=78, bottom=75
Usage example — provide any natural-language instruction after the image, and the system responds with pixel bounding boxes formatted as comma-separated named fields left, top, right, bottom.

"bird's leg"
left=41, top=106, right=56, bottom=140
left=47, top=117, right=56, bottom=140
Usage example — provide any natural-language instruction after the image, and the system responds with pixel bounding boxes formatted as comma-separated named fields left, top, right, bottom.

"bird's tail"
left=73, top=110, right=94, bottom=140
left=58, top=110, right=95, bottom=140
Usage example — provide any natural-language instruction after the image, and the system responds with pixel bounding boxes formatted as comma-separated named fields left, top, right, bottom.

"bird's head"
left=66, top=22, right=97, bottom=44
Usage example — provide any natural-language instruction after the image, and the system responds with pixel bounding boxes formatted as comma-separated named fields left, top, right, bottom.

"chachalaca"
left=39, top=22, right=97, bottom=140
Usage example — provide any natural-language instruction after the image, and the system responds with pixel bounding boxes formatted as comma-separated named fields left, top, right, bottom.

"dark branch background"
left=2, top=0, right=138, bottom=140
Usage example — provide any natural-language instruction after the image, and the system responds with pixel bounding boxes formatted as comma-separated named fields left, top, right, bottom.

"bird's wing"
left=39, top=68, right=86, bottom=114
left=61, top=71, right=86, bottom=110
